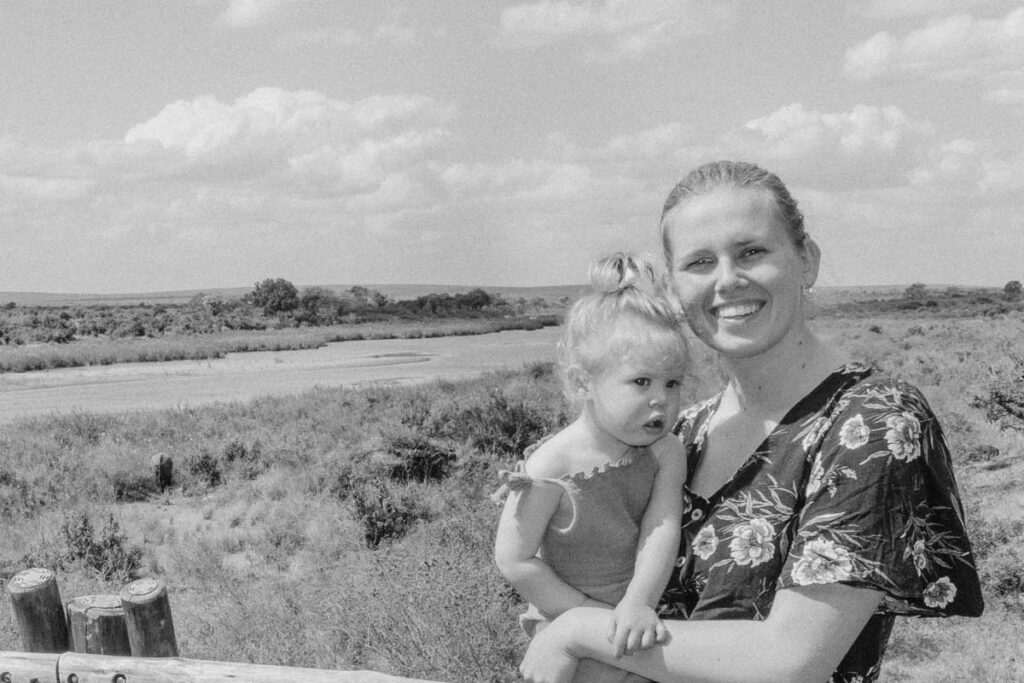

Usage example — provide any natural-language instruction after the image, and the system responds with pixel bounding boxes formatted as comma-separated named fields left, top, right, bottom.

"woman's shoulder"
left=833, top=362, right=936, bottom=417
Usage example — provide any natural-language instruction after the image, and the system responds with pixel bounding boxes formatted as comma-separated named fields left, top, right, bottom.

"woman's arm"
left=610, top=437, right=686, bottom=655
left=521, top=583, right=882, bottom=683
left=494, top=480, right=606, bottom=617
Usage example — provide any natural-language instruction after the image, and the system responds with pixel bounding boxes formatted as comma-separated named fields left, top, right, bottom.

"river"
left=0, top=327, right=562, bottom=424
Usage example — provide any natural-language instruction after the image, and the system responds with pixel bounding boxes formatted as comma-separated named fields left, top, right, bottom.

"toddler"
left=494, top=252, right=689, bottom=682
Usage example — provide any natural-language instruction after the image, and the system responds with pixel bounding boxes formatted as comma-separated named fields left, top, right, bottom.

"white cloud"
left=844, top=7, right=1024, bottom=96
left=729, top=103, right=935, bottom=188
left=499, top=0, right=732, bottom=60
left=0, top=175, right=96, bottom=201
left=848, top=0, right=1012, bottom=20
left=275, top=22, right=419, bottom=50
left=219, top=0, right=301, bottom=27
left=123, top=88, right=454, bottom=185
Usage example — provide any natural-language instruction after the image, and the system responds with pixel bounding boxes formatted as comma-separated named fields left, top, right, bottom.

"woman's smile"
left=711, top=301, right=764, bottom=320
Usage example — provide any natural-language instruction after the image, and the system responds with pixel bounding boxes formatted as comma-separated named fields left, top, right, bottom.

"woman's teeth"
left=714, top=302, right=761, bottom=319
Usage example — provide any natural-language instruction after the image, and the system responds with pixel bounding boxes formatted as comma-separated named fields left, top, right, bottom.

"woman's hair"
left=558, top=252, right=688, bottom=406
left=659, top=160, right=807, bottom=263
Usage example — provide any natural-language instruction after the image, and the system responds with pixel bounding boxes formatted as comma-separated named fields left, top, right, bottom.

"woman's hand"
left=519, top=613, right=583, bottom=683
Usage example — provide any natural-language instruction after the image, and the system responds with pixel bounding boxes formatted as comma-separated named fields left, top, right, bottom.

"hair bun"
left=588, top=252, right=659, bottom=295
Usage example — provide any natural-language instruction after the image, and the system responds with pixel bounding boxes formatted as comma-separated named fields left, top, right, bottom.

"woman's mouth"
left=712, top=302, right=763, bottom=320
left=644, top=417, right=665, bottom=431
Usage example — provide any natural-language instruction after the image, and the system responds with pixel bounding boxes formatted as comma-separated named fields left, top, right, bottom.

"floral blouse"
left=658, top=363, right=983, bottom=682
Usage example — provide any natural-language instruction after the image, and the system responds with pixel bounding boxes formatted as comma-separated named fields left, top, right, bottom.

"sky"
left=1, top=1, right=1022, bottom=294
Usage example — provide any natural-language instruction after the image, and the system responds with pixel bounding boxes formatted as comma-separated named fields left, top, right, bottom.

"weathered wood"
left=119, top=578, right=178, bottom=657
left=0, top=650, right=60, bottom=683
left=6, top=568, right=69, bottom=653
left=66, top=595, right=131, bottom=656
left=55, top=653, right=444, bottom=683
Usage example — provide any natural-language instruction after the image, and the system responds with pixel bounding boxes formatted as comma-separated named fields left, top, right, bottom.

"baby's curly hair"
left=558, top=252, right=690, bottom=408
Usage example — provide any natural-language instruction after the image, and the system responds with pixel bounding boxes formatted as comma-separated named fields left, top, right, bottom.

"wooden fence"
left=3, top=568, right=443, bottom=683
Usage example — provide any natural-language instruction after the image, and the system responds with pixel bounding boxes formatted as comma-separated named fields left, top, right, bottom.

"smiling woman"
left=518, top=161, right=984, bottom=683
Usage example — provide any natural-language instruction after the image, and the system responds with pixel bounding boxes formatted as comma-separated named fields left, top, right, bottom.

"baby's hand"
left=609, top=599, right=668, bottom=658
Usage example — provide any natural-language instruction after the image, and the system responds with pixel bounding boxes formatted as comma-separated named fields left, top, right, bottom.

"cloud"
left=844, top=7, right=1024, bottom=98
left=848, top=0, right=1012, bottom=20
left=219, top=0, right=301, bottom=27
left=122, top=88, right=454, bottom=187
left=499, top=0, right=732, bottom=60
left=723, top=103, right=935, bottom=188
left=275, top=22, right=419, bottom=49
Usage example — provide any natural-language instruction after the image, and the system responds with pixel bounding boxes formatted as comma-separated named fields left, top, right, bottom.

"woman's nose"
left=714, top=259, right=747, bottom=293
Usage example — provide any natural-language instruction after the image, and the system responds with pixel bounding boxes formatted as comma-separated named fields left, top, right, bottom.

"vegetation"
left=0, top=278, right=563, bottom=374
left=0, top=291, right=1021, bottom=681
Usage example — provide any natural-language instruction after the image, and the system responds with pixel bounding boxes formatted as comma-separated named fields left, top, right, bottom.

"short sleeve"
left=778, top=379, right=984, bottom=617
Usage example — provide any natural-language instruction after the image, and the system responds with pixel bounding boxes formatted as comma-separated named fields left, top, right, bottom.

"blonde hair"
left=559, top=252, right=689, bottom=406
left=659, top=160, right=807, bottom=266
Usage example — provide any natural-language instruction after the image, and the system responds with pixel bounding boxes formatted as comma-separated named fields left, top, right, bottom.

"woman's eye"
left=740, top=247, right=765, bottom=259
left=634, top=378, right=651, bottom=387
left=682, top=256, right=712, bottom=271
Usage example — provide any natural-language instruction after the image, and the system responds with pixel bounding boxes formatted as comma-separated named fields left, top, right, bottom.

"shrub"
left=971, top=354, right=1024, bottom=431
left=427, top=389, right=559, bottom=458
left=380, top=432, right=456, bottom=483
left=188, top=449, right=223, bottom=488
left=350, top=478, right=430, bottom=548
left=21, top=511, right=145, bottom=583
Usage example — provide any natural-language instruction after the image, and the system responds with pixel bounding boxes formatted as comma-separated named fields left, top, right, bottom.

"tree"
left=248, top=278, right=299, bottom=314
left=903, top=282, right=928, bottom=300
left=1004, top=280, right=1022, bottom=300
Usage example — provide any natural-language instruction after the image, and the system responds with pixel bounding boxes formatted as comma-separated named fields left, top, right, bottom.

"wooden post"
left=66, top=595, right=131, bottom=656
left=119, top=577, right=178, bottom=657
left=6, top=567, right=69, bottom=653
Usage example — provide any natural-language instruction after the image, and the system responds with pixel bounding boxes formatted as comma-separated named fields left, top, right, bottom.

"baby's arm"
left=494, top=455, right=609, bottom=618
left=610, top=435, right=686, bottom=657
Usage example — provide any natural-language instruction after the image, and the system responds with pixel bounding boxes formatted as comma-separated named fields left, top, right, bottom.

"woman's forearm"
left=522, top=585, right=882, bottom=683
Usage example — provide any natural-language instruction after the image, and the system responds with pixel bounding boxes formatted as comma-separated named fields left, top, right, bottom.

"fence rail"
left=0, top=650, right=442, bottom=683
left=4, top=568, right=443, bottom=683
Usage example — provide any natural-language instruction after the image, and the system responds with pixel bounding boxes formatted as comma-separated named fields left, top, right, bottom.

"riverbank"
left=0, top=327, right=562, bottom=424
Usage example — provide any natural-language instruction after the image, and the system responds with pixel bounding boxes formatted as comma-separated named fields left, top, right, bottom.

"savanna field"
left=0, top=287, right=1022, bottom=682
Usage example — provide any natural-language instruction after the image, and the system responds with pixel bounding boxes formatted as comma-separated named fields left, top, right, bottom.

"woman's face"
left=662, top=187, right=818, bottom=360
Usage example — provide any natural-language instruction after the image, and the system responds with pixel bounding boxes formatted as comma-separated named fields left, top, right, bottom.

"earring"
left=802, top=284, right=815, bottom=298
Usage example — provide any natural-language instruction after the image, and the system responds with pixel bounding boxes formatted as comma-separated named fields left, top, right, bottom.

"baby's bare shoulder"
left=524, top=430, right=575, bottom=480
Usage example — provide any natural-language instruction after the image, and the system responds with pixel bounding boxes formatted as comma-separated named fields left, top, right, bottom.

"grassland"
left=0, top=301, right=1022, bottom=681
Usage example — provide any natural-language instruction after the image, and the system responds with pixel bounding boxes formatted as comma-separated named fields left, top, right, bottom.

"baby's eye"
left=634, top=377, right=651, bottom=387
left=666, top=379, right=680, bottom=388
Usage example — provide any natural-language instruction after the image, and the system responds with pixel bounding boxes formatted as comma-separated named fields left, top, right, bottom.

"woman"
left=519, top=161, right=983, bottom=683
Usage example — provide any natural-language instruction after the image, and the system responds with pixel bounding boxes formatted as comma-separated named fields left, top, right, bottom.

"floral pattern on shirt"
left=658, top=363, right=983, bottom=683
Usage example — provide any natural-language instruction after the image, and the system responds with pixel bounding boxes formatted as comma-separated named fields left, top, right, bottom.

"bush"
left=21, top=511, right=145, bottom=583
left=350, top=478, right=430, bottom=548
left=380, top=432, right=456, bottom=483
left=427, top=389, right=560, bottom=458
left=188, top=449, right=222, bottom=488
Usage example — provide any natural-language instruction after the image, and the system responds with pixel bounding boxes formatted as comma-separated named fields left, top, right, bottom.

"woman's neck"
left=719, top=325, right=841, bottom=416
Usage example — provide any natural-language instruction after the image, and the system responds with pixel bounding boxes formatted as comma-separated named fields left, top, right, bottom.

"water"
left=0, top=327, right=562, bottom=424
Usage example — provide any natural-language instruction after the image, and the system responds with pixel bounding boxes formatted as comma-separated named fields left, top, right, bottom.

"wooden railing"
left=3, top=568, right=442, bottom=683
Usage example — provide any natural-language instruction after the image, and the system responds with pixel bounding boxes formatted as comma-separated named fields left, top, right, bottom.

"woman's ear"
left=802, top=237, right=821, bottom=289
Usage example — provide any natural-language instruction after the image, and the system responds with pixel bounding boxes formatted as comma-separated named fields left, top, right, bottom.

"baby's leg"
left=572, top=659, right=649, bottom=683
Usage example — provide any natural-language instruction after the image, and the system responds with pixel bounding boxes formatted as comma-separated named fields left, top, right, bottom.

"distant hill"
left=0, top=284, right=588, bottom=307
left=0, top=283, right=981, bottom=308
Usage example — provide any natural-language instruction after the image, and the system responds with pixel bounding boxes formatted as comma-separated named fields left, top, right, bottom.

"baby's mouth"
left=644, top=417, right=665, bottom=430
